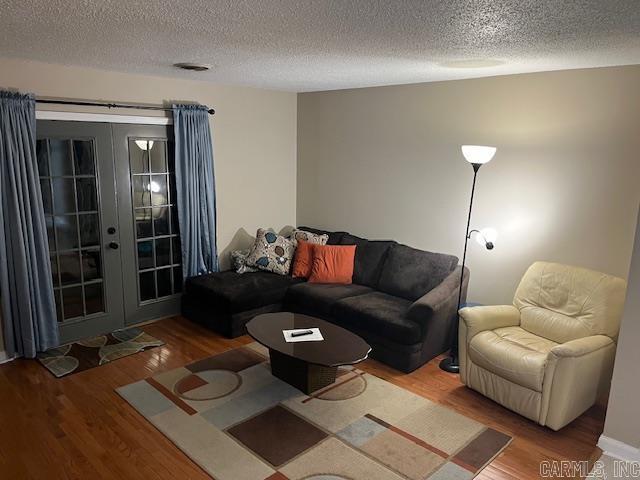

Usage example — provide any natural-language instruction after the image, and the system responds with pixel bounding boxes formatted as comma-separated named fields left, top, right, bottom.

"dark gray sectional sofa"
left=182, top=227, right=469, bottom=372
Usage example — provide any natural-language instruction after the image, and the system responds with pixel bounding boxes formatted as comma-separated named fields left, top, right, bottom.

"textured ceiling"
left=1, top=0, right=639, bottom=92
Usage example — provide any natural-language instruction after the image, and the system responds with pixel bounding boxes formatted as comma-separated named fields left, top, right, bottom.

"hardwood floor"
left=0, top=316, right=604, bottom=479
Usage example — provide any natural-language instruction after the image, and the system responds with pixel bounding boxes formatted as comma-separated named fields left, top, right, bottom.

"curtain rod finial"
left=208, top=108, right=215, bottom=115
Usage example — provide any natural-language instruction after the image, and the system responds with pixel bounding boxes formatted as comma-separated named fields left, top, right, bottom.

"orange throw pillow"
left=308, top=244, right=356, bottom=284
left=291, top=240, right=315, bottom=278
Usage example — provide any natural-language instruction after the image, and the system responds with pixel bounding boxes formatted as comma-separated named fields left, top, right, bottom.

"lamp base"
left=439, top=355, right=460, bottom=374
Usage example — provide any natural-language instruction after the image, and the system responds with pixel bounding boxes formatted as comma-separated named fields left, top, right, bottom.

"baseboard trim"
left=598, top=435, right=640, bottom=462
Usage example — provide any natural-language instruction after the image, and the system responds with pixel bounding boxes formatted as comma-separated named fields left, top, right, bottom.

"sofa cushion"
left=378, top=244, right=458, bottom=301
left=185, top=271, right=303, bottom=314
left=339, top=234, right=396, bottom=287
left=297, top=226, right=346, bottom=245
left=331, top=292, right=419, bottom=345
left=285, top=283, right=373, bottom=315
left=468, top=329, right=550, bottom=391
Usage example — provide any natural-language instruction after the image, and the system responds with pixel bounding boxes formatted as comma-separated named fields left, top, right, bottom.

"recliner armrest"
left=407, top=266, right=469, bottom=336
left=549, top=335, right=613, bottom=358
left=459, top=305, right=520, bottom=341
left=541, top=334, right=616, bottom=430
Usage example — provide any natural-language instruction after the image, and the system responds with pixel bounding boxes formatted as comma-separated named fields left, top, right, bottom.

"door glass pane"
left=129, top=140, right=150, bottom=173
left=73, top=140, right=95, bottom=175
left=173, top=267, right=183, bottom=293
left=153, top=207, right=169, bottom=235
left=84, top=283, right=104, bottom=315
left=50, top=139, right=72, bottom=176
left=52, top=178, right=76, bottom=214
left=50, top=253, right=59, bottom=287
left=139, top=271, right=156, bottom=301
left=157, top=268, right=172, bottom=297
left=62, top=286, right=83, bottom=319
left=55, top=215, right=79, bottom=250
left=138, top=241, right=154, bottom=270
left=171, top=207, right=180, bottom=235
left=40, top=179, right=52, bottom=214
left=45, top=216, right=56, bottom=250
left=155, top=238, right=171, bottom=267
left=168, top=173, right=177, bottom=201
left=172, top=237, right=181, bottom=264
left=133, top=176, right=151, bottom=208
left=76, top=178, right=97, bottom=212
left=59, top=251, right=81, bottom=285
left=54, top=289, right=63, bottom=322
left=79, top=213, right=100, bottom=247
left=150, top=142, right=167, bottom=173
left=81, top=250, right=102, bottom=282
left=151, top=175, right=168, bottom=206
left=135, top=209, right=153, bottom=238
left=36, top=139, right=49, bottom=176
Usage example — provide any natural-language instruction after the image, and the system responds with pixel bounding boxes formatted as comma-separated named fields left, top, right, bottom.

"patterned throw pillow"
left=291, top=228, right=329, bottom=247
left=246, top=228, right=296, bottom=275
left=231, top=250, right=259, bottom=274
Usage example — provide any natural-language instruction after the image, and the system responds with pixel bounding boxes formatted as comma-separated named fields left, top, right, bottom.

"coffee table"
left=246, top=312, right=371, bottom=394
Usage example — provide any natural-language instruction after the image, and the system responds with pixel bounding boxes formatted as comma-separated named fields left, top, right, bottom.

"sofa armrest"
left=541, top=335, right=616, bottom=430
left=459, top=305, right=521, bottom=341
left=407, top=266, right=469, bottom=337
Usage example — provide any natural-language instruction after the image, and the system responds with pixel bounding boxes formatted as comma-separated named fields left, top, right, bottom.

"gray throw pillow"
left=231, top=250, right=259, bottom=274
left=291, top=228, right=329, bottom=247
left=246, top=228, right=296, bottom=275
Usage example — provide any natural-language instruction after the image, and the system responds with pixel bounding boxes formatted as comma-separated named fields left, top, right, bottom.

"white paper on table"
left=282, top=328, right=324, bottom=343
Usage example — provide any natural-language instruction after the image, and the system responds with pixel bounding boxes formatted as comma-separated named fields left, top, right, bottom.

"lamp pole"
left=439, top=163, right=480, bottom=373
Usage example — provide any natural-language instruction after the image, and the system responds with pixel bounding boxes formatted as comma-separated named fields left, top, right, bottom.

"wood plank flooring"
left=0, top=316, right=604, bottom=479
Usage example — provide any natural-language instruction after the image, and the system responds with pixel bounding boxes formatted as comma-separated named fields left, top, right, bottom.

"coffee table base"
left=268, top=348, right=338, bottom=394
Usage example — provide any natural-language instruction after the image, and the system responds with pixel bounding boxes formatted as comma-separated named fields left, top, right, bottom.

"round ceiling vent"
left=173, top=63, right=211, bottom=72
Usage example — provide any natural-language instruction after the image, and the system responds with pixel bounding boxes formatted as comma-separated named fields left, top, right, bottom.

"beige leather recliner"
left=459, top=261, right=626, bottom=430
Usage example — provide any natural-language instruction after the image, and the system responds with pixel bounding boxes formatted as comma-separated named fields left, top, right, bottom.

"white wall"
left=0, top=57, right=298, bottom=356
left=602, top=204, right=640, bottom=452
left=297, top=66, right=640, bottom=304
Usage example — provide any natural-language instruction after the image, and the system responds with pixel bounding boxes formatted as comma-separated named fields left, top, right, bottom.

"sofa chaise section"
left=182, top=271, right=303, bottom=337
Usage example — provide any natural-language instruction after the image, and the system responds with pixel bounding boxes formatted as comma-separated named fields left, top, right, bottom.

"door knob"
left=107, top=227, right=116, bottom=234
left=109, top=242, right=119, bottom=250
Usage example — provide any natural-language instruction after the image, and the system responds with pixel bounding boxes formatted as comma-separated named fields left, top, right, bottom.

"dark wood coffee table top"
left=246, top=312, right=371, bottom=367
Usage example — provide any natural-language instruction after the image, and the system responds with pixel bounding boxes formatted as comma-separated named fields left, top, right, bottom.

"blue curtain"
left=0, top=91, right=59, bottom=358
left=172, top=104, right=218, bottom=278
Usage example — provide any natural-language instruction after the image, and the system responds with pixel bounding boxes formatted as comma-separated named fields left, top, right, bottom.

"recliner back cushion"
left=514, top=261, right=626, bottom=343
left=378, top=244, right=458, bottom=301
left=339, top=234, right=396, bottom=288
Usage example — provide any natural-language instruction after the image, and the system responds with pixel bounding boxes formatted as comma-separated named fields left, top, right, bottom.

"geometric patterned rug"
left=37, top=327, right=164, bottom=378
left=117, top=342, right=512, bottom=479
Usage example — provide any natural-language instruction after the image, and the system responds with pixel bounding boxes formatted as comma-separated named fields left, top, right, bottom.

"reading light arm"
left=467, top=229, right=494, bottom=250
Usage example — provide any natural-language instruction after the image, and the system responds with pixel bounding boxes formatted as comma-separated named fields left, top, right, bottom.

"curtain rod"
left=35, top=98, right=215, bottom=115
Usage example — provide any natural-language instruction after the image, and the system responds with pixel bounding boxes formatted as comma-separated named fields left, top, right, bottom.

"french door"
left=36, top=121, right=182, bottom=343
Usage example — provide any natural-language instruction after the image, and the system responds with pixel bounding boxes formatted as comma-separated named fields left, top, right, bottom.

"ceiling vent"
left=173, top=63, right=211, bottom=72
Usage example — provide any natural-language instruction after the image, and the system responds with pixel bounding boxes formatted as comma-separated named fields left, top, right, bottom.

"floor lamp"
left=439, top=145, right=497, bottom=373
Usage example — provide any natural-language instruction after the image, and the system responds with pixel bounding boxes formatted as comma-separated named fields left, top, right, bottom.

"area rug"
left=38, top=327, right=164, bottom=378
left=117, top=343, right=512, bottom=479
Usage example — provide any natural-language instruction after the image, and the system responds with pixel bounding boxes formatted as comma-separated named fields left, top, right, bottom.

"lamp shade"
left=461, top=145, right=496, bottom=164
